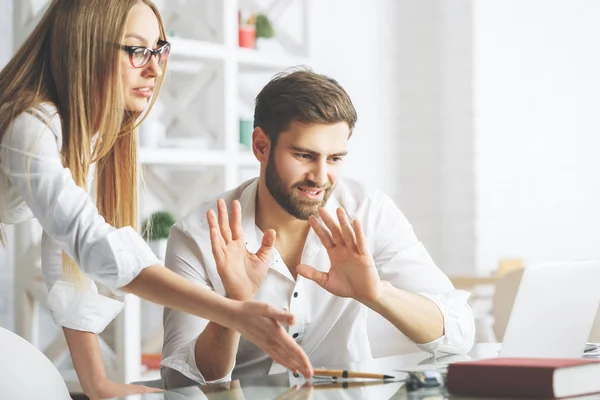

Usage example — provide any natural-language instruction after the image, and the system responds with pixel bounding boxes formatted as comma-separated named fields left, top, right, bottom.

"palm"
left=297, top=207, right=382, bottom=304
left=322, top=247, right=379, bottom=300
left=208, top=199, right=273, bottom=301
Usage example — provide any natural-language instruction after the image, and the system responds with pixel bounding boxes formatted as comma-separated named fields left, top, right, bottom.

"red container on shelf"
left=238, top=25, right=256, bottom=48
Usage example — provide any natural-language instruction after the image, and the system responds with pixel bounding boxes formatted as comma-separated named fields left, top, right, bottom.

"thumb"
left=256, top=229, right=276, bottom=262
left=297, top=264, right=328, bottom=289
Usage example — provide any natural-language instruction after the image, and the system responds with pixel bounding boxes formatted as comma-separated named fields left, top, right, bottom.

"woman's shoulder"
left=24, top=102, right=61, bottom=135
left=7, top=102, right=63, bottom=147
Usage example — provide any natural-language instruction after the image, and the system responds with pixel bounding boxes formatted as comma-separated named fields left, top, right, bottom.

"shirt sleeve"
left=371, top=191, right=475, bottom=356
left=160, top=223, right=234, bottom=388
left=0, top=110, right=160, bottom=292
left=41, top=232, right=123, bottom=333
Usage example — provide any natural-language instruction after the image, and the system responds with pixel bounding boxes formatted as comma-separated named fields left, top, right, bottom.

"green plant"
left=142, top=211, right=176, bottom=241
left=255, top=13, right=274, bottom=39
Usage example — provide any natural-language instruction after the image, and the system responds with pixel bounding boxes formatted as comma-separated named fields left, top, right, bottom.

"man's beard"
left=265, top=154, right=333, bottom=220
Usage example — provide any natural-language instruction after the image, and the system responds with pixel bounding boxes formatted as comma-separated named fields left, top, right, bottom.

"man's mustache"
left=292, top=180, right=331, bottom=190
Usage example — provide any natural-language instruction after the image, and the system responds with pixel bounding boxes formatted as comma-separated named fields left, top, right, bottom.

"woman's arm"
left=63, top=328, right=161, bottom=400
left=124, top=265, right=312, bottom=376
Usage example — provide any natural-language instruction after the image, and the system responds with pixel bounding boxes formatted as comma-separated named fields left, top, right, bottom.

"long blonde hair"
left=0, top=0, right=167, bottom=282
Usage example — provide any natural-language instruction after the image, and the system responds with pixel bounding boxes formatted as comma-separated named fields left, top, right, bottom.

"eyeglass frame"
left=119, top=39, right=171, bottom=68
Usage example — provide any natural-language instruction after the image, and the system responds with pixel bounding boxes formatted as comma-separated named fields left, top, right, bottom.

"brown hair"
left=0, top=0, right=166, bottom=281
left=253, top=67, right=357, bottom=146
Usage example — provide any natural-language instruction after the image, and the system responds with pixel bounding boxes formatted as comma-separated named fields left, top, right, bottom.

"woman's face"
left=120, top=2, right=163, bottom=112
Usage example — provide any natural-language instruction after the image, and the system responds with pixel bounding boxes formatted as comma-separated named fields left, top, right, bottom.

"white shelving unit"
left=12, top=0, right=312, bottom=389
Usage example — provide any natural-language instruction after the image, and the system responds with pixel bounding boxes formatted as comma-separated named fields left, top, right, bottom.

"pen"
left=312, top=368, right=395, bottom=380
left=312, top=380, right=395, bottom=390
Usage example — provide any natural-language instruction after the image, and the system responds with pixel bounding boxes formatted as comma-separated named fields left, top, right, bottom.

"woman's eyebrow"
left=124, top=33, right=149, bottom=45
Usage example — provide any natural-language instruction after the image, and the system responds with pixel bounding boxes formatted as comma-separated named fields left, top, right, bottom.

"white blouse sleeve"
left=0, top=110, right=160, bottom=292
left=41, top=232, right=123, bottom=333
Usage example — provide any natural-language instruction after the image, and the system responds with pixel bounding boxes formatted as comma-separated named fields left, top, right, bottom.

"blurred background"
left=1, top=0, right=600, bottom=391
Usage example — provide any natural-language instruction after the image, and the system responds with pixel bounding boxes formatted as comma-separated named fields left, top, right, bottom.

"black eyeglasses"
left=119, top=39, right=171, bottom=68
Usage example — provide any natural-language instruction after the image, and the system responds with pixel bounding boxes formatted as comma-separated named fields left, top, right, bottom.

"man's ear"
left=252, top=127, right=271, bottom=163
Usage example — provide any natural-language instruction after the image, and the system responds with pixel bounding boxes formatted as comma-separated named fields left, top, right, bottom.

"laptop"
left=499, top=260, right=600, bottom=358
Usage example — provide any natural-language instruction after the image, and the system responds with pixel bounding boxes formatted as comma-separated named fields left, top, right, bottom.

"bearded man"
left=160, top=69, right=475, bottom=389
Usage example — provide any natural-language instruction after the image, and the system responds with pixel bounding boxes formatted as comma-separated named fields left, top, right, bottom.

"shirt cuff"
left=410, top=290, right=475, bottom=356
left=47, top=280, right=124, bottom=333
left=101, top=226, right=161, bottom=293
left=160, top=336, right=234, bottom=385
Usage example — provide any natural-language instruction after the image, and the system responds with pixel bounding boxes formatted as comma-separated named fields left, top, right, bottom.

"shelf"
left=236, top=47, right=309, bottom=71
left=139, top=147, right=258, bottom=166
left=168, top=37, right=308, bottom=72
left=169, top=37, right=226, bottom=60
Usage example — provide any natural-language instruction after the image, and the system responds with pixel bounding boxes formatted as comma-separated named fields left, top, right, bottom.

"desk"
left=117, top=343, right=501, bottom=399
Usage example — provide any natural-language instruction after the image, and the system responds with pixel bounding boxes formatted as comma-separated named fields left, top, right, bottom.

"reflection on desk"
left=116, top=343, right=500, bottom=400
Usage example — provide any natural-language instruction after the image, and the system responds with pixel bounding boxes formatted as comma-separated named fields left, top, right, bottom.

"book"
left=446, top=358, right=600, bottom=398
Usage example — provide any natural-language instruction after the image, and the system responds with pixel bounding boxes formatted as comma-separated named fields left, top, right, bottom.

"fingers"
left=336, top=208, right=358, bottom=253
left=209, top=226, right=225, bottom=265
left=241, top=302, right=313, bottom=378
left=256, top=229, right=276, bottom=263
left=296, top=264, right=328, bottom=289
left=137, top=385, right=164, bottom=394
left=217, top=199, right=232, bottom=243
left=318, top=208, right=345, bottom=246
left=353, top=219, right=368, bottom=256
left=230, top=199, right=243, bottom=241
left=269, top=326, right=313, bottom=378
left=207, top=209, right=226, bottom=252
left=308, top=215, right=335, bottom=249
left=262, top=300, right=295, bottom=326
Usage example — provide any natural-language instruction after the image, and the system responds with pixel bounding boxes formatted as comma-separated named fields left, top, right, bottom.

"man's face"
left=264, top=121, right=350, bottom=220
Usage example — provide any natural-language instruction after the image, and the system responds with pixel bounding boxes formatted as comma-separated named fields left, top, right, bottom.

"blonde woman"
left=0, top=0, right=312, bottom=398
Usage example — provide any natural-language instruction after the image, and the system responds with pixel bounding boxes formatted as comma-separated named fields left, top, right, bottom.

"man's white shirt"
left=161, top=178, right=475, bottom=387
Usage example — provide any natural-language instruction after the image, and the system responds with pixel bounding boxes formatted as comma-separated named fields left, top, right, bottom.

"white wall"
left=309, top=0, right=404, bottom=201
left=473, top=0, right=600, bottom=273
left=310, top=0, right=475, bottom=275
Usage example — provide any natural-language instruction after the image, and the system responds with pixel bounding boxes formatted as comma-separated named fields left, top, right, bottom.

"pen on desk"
left=312, top=380, right=393, bottom=390
left=312, top=369, right=395, bottom=380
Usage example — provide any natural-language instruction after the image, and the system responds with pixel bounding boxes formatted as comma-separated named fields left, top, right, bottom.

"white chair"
left=0, top=326, right=70, bottom=400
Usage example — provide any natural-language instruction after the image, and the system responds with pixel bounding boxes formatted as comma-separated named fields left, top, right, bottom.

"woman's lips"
left=133, top=86, right=153, bottom=98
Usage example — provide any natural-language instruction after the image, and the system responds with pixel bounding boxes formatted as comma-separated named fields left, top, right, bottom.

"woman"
left=0, top=0, right=312, bottom=398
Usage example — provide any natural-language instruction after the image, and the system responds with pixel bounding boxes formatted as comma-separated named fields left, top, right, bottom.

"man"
left=160, top=69, right=475, bottom=388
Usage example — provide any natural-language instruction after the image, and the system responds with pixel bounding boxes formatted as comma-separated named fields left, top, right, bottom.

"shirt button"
left=293, top=292, right=298, bottom=298
left=293, top=333, right=299, bottom=339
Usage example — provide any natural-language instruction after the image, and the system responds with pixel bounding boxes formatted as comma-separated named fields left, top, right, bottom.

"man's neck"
left=254, top=178, right=311, bottom=242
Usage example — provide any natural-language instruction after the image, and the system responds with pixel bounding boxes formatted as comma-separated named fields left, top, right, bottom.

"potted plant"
left=142, top=211, right=176, bottom=262
left=255, top=13, right=275, bottom=45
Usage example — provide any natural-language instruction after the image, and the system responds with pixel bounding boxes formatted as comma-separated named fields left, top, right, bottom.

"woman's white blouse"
left=0, top=104, right=160, bottom=333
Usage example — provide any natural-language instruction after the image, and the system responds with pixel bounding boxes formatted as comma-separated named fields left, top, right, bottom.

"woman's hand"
left=87, top=380, right=162, bottom=400
left=229, top=300, right=314, bottom=378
